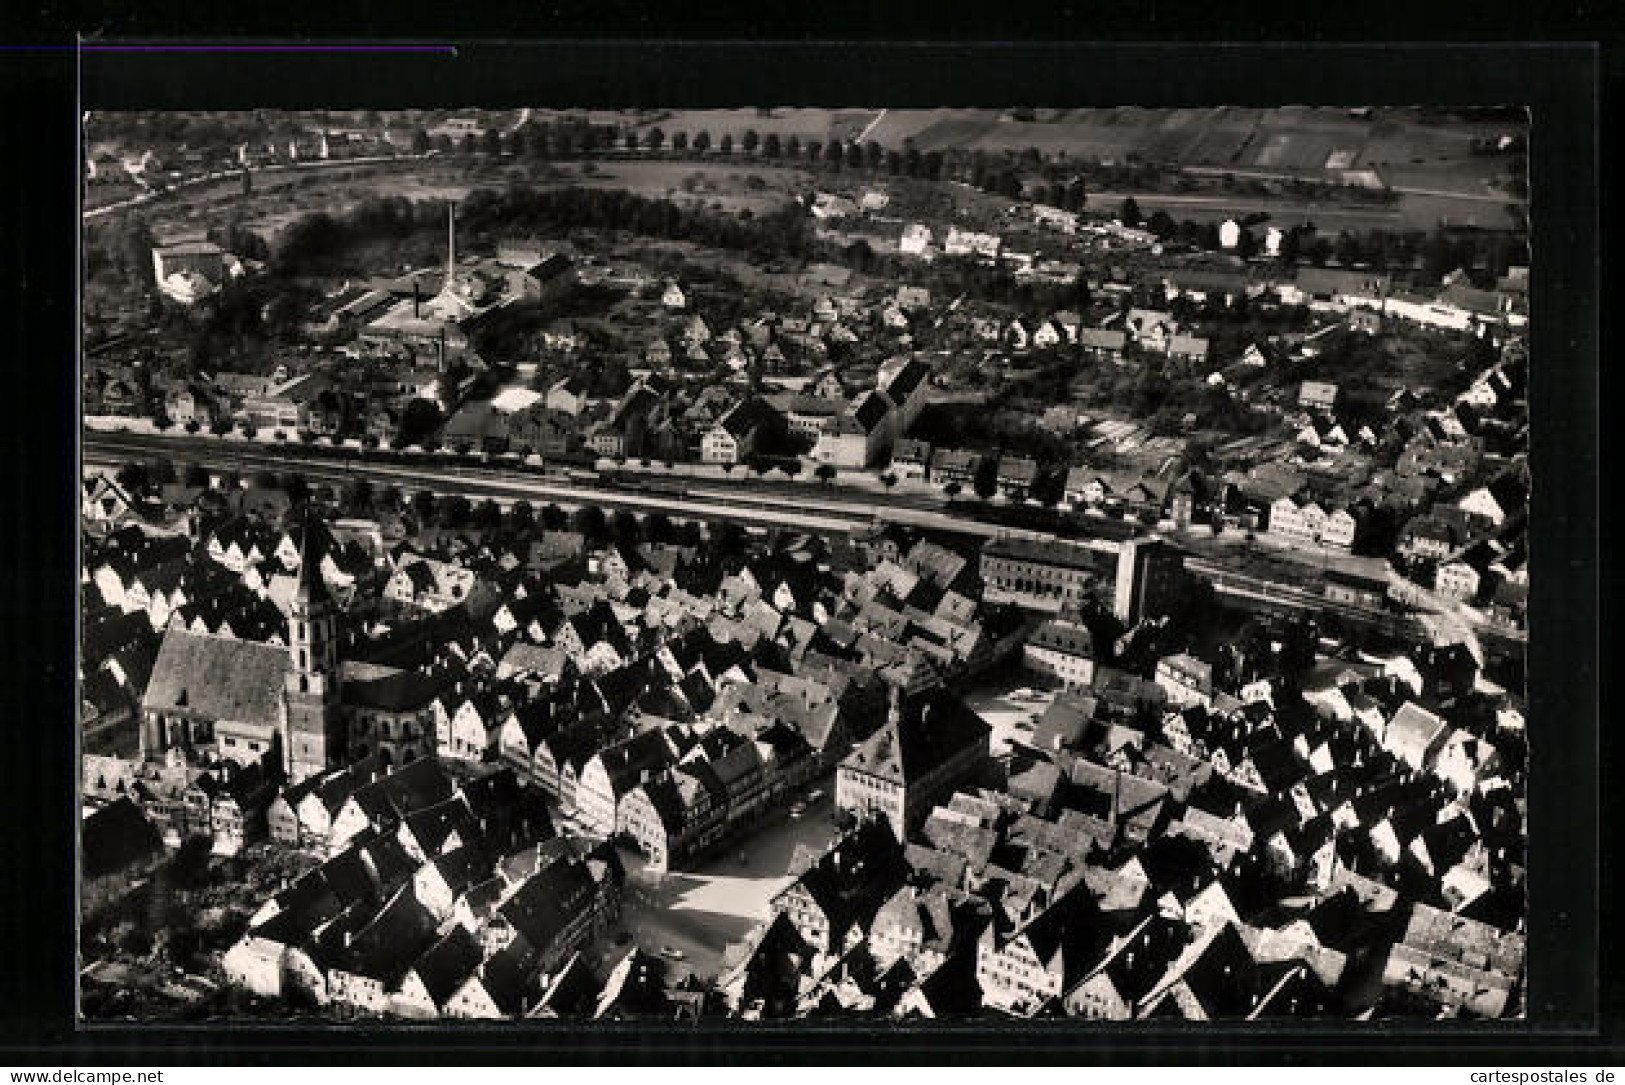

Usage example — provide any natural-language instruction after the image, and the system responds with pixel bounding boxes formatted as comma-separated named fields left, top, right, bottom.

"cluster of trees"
left=383, top=488, right=714, bottom=554
left=88, top=219, right=159, bottom=288
left=414, top=117, right=958, bottom=186
left=86, top=111, right=269, bottom=152
left=454, top=184, right=816, bottom=262
left=270, top=194, right=441, bottom=277
left=180, top=276, right=317, bottom=375
left=264, top=180, right=811, bottom=284
left=204, top=223, right=270, bottom=263
left=1269, top=223, right=1526, bottom=284
left=80, top=833, right=318, bottom=1021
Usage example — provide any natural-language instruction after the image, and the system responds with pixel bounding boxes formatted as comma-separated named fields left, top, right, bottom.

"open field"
left=92, top=106, right=1522, bottom=248
left=116, top=157, right=816, bottom=246
left=625, top=108, right=879, bottom=145
left=1086, top=186, right=1517, bottom=233
left=567, top=159, right=812, bottom=215
left=855, top=105, right=1518, bottom=180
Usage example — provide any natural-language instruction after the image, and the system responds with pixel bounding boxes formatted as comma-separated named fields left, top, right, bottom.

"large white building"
left=1266, top=495, right=1360, bottom=554
left=814, top=391, right=894, bottom=469
left=152, top=240, right=238, bottom=305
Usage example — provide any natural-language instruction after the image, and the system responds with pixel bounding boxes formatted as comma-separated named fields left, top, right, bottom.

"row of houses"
left=219, top=758, right=632, bottom=1018
left=730, top=606, right=1524, bottom=1020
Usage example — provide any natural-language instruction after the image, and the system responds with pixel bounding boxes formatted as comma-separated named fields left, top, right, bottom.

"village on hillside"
left=80, top=107, right=1528, bottom=1024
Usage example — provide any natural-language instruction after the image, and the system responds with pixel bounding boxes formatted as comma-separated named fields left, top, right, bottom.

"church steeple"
left=282, top=511, right=342, bottom=783
left=288, top=513, right=337, bottom=682
left=293, top=513, right=330, bottom=608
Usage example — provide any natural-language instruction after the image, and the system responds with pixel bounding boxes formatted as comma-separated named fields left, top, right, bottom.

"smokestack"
left=446, top=201, right=456, bottom=288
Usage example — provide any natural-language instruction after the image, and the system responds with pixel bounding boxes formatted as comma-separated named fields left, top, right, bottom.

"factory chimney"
left=445, top=201, right=456, bottom=293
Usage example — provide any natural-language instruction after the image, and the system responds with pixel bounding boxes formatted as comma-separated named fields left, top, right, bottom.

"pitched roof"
left=141, top=630, right=288, bottom=730
left=81, top=797, right=163, bottom=879
left=347, top=757, right=458, bottom=824
left=342, top=665, right=453, bottom=712
left=851, top=391, right=894, bottom=434
left=409, top=925, right=485, bottom=1008
left=499, top=855, right=601, bottom=953
left=883, top=359, right=931, bottom=403
left=1078, top=327, right=1126, bottom=350
left=843, top=690, right=989, bottom=785
left=330, top=885, right=441, bottom=987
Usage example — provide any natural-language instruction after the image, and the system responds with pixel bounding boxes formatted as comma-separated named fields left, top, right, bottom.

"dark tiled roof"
left=142, top=630, right=288, bottom=730
left=844, top=690, right=989, bottom=785
left=81, top=798, right=162, bottom=879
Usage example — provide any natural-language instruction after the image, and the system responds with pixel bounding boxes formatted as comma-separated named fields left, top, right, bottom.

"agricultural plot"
left=1361, top=120, right=1481, bottom=169
left=1248, top=130, right=1341, bottom=171
left=627, top=108, right=873, bottom=144
left=1176, top=124, right=1260, bottom=167
left=862, top=110, right=993, bottom=152
left=1392, top=191, right=1514, bottom=229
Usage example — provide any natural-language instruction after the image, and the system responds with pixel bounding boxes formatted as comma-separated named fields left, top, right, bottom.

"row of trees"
left=408, top=117, right=1098, bottom=209
left=413, top=118, right=962, bottom=183
left=1129, top=207, right=1528, bottom=286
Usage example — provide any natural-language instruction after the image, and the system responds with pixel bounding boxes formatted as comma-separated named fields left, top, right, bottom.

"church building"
left=140, top=521, right=346, bottom=785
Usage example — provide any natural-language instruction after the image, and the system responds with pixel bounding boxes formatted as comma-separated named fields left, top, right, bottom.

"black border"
left=2, top=36, right=1606, bottom=1063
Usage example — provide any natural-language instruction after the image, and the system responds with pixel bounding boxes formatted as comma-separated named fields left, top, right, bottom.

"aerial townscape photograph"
left=77, top=104, right=1532, bottom=1025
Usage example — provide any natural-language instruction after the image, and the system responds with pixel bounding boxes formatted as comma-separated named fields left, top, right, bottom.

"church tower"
left=281, top=517, right=343, bottom=783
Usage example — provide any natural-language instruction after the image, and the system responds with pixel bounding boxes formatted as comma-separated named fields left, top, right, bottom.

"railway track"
left=79, top=431, right=1062, bottom=544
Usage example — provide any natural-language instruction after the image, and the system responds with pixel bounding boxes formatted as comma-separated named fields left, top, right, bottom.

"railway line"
left=80, top=431, right=1080, bottom=546
left=86, top=430, right=1513, bottom=658
left=83, top=433, right=884, bottom=539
